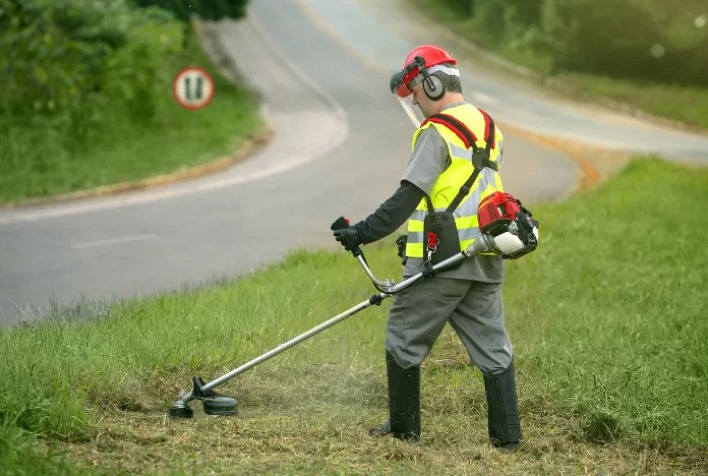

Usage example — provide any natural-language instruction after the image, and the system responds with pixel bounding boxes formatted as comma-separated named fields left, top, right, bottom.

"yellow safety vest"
left=405, top=104, right=504, bottom=258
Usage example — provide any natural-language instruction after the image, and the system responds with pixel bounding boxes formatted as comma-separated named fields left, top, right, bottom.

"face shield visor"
left=389, top=62, right=461, bottom=128
left=390, top=68, right=425, bottom=128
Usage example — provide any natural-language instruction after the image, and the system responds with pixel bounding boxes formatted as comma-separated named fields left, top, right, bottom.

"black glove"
left=333, top=226, right=362, bottom=251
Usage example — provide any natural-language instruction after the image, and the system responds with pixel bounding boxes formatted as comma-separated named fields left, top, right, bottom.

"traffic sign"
left=173, top=67, right=215, bottom=110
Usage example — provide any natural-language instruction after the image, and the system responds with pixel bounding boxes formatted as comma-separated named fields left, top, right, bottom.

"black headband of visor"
left=389, top=56, right=430, bottom=97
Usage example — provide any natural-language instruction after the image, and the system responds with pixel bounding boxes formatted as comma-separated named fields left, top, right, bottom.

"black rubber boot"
left=369, top=351, right=421, bottom=442
left=483, top=360, right=522, bottom=451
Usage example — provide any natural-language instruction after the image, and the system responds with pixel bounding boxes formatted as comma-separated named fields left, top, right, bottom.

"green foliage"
left=0, top=0, right=185, bottom=175
left=436, top=0, right=473, bottom=18
left=0, top=0, right=183, bottom=120
left=132, top=0, right=249, bottom=21
left=551, top=72, right=708, bottom=129
left=425, top=0, right=708, bottom=86
left=0, top=0, right=260, bottom=203
left=0, top=26, right=261, bottom=203
left=539, top=0, right=707, bottom=84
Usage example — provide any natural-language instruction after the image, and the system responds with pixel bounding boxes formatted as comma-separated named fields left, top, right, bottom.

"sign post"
left=173, top=67, right=215, bottom=110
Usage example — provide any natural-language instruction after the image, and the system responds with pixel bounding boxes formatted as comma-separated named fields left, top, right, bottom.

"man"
left=332, top=45, right=522, bottom=451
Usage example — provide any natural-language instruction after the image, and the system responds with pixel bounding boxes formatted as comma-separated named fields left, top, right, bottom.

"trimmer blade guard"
left=203, top=396, right=238, bottom=416
left=192, top=376, right=239, bottom=417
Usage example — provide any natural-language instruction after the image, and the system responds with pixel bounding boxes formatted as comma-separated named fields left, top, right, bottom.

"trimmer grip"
left=330, top=216, right=350, bottom=231
left=330, top=216, right=364, bottom=258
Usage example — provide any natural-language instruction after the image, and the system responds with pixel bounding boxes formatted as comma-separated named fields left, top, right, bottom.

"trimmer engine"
left=478, top=192, right=539, bottom=259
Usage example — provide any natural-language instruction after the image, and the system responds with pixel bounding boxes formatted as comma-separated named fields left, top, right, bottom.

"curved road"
left=1, top=0, right=707, bottom=325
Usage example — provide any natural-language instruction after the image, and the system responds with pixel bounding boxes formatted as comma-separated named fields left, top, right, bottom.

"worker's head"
left=390, top=45, right=462, bottom=126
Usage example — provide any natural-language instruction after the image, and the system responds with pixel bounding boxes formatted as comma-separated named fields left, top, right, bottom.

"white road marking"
left=72, top=234, right=157, bottom=249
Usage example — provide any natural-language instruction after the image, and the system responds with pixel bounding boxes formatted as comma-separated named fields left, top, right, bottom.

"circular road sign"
left=173, top=67, right=215, bottom=110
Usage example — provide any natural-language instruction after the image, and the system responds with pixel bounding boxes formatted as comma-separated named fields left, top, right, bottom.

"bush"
left=0, top=0, right=183, bottom=145
left=457, top=0, right=547, bottom=47
left=540, top=0, right=707, bottom=85
left=437, top=0, right=473, bottom=18
left=132, top=0, right=249, bottom=21
left=457, top=0, right=708, bottom=85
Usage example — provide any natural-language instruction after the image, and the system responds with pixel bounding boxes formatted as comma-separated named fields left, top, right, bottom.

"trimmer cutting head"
left=202, top=395, right=238, bottom=416
left=168, top=377, right=238, bottom=419
left=169, top=401, right=194, bottom=419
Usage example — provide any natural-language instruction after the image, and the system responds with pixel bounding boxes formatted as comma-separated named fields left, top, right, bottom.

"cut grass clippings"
left=1, top=157, right=707, bottom=474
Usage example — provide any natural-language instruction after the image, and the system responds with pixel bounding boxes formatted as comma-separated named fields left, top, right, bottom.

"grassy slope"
left=0, top=28, right=262, bottom=205
left=410, top=0, right=708, bottom=131
left=1, top=158, right=707, bottom=474
left=506, top=158, right=708, bottom=444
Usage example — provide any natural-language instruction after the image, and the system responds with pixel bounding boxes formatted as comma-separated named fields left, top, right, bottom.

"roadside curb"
left=500, top=121, right=629, bottom=194
left=0, top=126, right=274, bottom=211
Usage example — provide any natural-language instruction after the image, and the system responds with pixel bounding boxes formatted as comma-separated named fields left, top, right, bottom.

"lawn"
left=1, top=157, right=707, bottom=474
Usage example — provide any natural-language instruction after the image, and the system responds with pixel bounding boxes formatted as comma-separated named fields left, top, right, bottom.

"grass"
left=1, top=158, right=707, bottom=474
left=0, top=28, right=263, bottom=205
left=550, top=73, right=708, bottom=129
left=410, top=0, right=708, bottom=131
left=0, top=422, right=77, bottom=475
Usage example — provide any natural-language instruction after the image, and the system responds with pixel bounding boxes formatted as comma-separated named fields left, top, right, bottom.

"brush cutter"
left=168, top=191, right=539, bottom=419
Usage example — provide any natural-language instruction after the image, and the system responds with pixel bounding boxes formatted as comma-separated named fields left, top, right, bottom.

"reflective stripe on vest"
left=405, top=104, right=504, bottom=258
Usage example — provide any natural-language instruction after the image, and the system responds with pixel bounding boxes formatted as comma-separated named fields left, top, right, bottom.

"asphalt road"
left=1, top=0, right=707, bottom=326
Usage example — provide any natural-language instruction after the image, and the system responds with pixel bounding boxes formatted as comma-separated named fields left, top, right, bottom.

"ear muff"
left=423, top=74, right=445, bottom=100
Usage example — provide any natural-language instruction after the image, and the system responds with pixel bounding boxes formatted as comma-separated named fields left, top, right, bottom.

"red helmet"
left=390, top=45, right=457, bottom=98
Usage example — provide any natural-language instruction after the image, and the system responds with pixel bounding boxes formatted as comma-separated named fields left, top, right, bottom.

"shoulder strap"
left=424, top=114, right=480, bottom=152
left=425, top=194, right=435, bottom=215
left=478, top=108, right=496, bottom=155
left=424, top=110, right=496, bottom=152
left=423, top=110, right=498, bottom=213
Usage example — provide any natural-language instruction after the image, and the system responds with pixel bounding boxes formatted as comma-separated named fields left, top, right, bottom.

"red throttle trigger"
left=421, top=231, right=439, bottom=278
left=427, top=232, right=438, bottom=253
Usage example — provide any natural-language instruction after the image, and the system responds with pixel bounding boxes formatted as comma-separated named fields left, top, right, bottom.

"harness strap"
left=423, top=116, right=479, bottom=152
left=420, top=110, right=497, bottom=214
left=423, top=109, right=496, bottom=157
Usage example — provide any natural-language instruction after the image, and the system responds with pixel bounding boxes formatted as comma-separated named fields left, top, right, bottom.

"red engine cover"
left=478, top=192, right=523, bottom=236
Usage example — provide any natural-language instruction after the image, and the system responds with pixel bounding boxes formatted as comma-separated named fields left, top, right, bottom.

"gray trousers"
left=385, top=277, right=513, bottom=374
